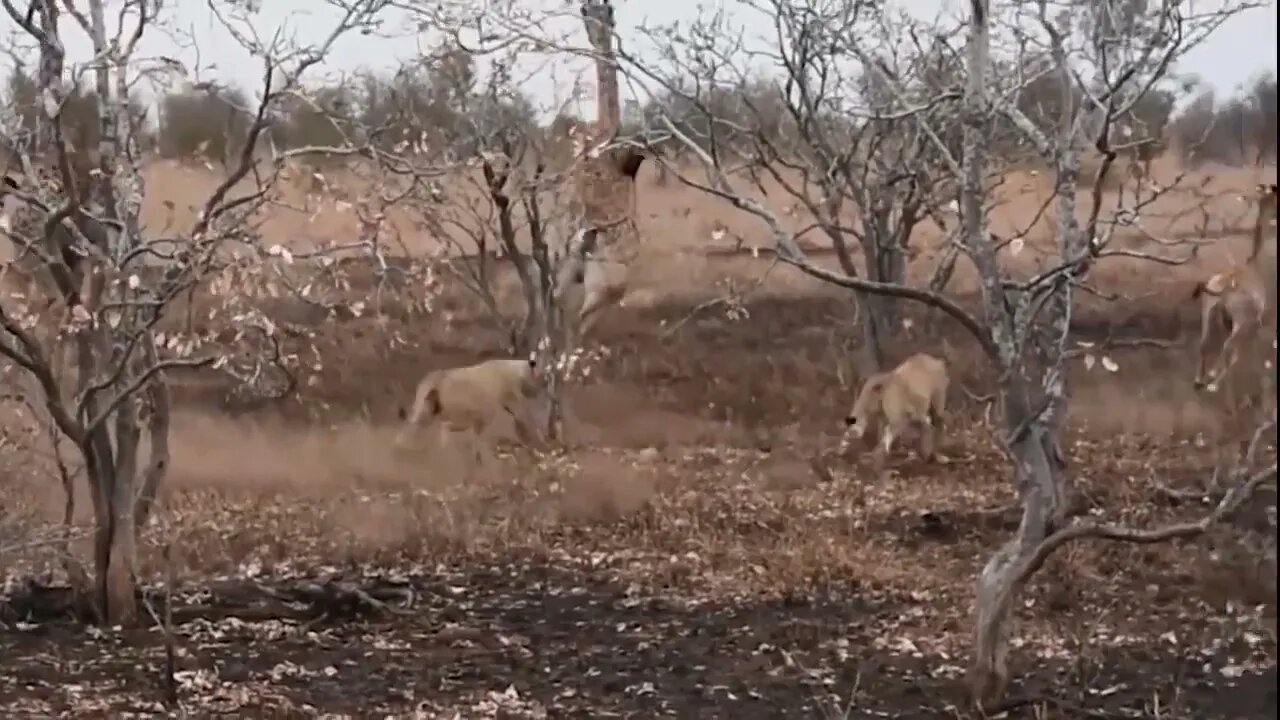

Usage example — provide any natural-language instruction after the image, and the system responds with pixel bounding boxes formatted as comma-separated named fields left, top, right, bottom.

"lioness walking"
left=843, top=352, right=950, bottom=463
left=395, top=357, right=544, bottom=467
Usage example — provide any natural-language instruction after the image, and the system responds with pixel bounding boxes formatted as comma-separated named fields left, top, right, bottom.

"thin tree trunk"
left=103, top=486, right=139, bottom=624
left=47, top=410, right=95, bottom=620
left=863, top=222, right=904, bottom=334
left=823, top=213, right=889, bottom=375
left=87, top=446, right=114, bottom=619
left=541, top=263, right=568, bottom=444
left=958, top=0, right=1037, bottom=703
left=855, top=297, right=885, bottom=373
left=134, top=339, right=170, bottom=531
left=965, top=0, right=1084, bottom=700
left=104, top=390, right=142, bottom=625
left=968, top=423, right=1066, bottom=705
left=858, top=240, right=887, bottom=370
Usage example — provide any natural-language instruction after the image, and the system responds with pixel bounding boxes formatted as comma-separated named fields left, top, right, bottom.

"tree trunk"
left=855, top=295, right=886, bottom=374
left=543, top=363, right=565, bottom=444
left=134, top=350, right=171, bottom=531
left=87, top=448, right=140, bottom=625
left=957, top=0, right=1063, bottom=703
left=855, top=224, right=906, bottom=372
left=102, top=393, right=142, bottom=625
left=532, top=261, right=566, bottom=445
left=103, top=503, right=138, bottom=625
left=541, top=283, right=570, bottom=445
left=863, top=227, right=905, bottom=333
left=968, top=418, right=1066, bottom=706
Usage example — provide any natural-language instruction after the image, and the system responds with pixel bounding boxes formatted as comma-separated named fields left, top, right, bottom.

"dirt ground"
left=0, top=158, right=1277, bottom=718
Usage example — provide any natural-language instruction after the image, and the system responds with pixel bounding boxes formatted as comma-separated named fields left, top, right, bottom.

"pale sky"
left=0, top=0, right=1275, bottom=117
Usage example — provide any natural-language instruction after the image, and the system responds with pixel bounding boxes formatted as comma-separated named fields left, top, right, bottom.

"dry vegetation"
left=0, top=0, right=1276, bottom=718
left=0, top=153, right=1275, bottom=719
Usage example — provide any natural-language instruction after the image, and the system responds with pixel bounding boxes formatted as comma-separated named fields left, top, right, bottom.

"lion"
left=1191, top=182, right=1277, bottom=392
left=394, top=357, right=544, bottom=463
left=843, top=352, right=950, bottom=463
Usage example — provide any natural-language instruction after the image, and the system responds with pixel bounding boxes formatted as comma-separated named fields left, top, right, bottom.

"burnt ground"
left=1, top=289, right=1277, bottom=719
left=2, top=559, right=1276, bottom=719
left=2, top=542, right=1276, bottom=720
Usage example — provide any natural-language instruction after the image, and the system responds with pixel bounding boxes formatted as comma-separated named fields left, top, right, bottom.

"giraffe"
left=556, top=0, right=646, bottom=346
left=1190, top=182, right=1278, bottom=393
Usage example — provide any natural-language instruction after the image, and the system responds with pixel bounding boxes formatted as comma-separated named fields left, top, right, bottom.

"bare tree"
left=422, top=94, right=579, bottom=362
left=610, top=0, right=1270, bottom=707
left=358, top=38, right=563, bottom=358
left=156, top=84, right=252, bottom=165
left=0, top=0, right=434, bottom=624
left=389, top=0, right=649, bottom=443
left=633, top=2, right=969, bottom=372
left=1170, top=73, right=1279, bottom=166
left=305, top=35, right=595, bottom=446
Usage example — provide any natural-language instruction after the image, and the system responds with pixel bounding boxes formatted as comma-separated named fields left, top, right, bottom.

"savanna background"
left=0, top=4, right=1277, bottom=718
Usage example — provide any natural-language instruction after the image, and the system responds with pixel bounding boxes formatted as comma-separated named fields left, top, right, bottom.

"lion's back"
left=895, top=353, right=948, bottom=394
left=435, top=360, right=528, bottom=423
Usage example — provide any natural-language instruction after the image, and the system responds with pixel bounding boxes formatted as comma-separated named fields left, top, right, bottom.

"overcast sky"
left=0, top=0, right=1275, bottom=116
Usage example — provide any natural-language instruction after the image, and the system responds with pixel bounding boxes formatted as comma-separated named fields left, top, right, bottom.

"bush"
left=157, top=86, right=252, bottom=163
left=4, top=68, right=152, bottom=157
left=1169, top=74, right=1277, bottom=166
left=269, top=85, right=363, bottom=169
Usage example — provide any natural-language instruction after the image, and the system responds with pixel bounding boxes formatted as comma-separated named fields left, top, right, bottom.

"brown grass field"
left=0, top=155, right=1277, bottom=718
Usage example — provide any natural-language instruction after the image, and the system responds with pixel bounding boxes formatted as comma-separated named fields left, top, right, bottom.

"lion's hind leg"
left=899, top=394, right=932, bottom=463
left=869, top=423, right=896, bottom=475
left=916, top=415, right=937, bottom=463
left=929, top=383, right=947, bottom=435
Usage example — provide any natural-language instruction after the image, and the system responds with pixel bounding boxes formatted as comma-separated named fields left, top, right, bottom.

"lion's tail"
left=400, top=370, right=443, bottom=425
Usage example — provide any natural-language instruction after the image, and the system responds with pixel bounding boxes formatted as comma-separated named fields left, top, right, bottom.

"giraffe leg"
left=577, top=305, right=603, bottom=342
left=1207, top=316, right=1253, bottom=393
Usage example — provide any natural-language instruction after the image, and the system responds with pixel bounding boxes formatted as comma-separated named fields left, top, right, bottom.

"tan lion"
left=843, top=352, right=950, bottom=462
left=395, top=357, right=544, bottom=462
